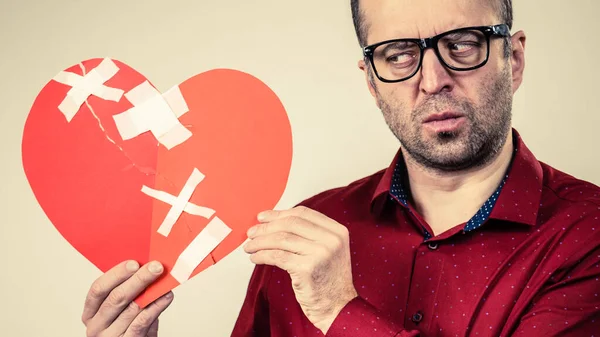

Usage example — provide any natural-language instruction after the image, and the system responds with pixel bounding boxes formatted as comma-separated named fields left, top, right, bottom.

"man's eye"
left=449, top=42, right=479, bottom=52
left=387, top=53, right=415, bottom=65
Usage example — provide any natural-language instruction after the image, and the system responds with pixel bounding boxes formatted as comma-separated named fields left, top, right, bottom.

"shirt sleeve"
left=326, top=296, right=420, bottom=337
left=508, top=244, right=600, bottom=336
left=229, top=264, right=273, bottom=337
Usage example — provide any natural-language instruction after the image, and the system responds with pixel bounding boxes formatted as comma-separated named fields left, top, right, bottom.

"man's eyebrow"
left=379, top=40, right=414, bottom=54
left=443, top=30, right=475, bottom=40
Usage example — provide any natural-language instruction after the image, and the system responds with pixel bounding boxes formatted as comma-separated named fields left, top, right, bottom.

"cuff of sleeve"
left=326, top=296, right=413, bottom=337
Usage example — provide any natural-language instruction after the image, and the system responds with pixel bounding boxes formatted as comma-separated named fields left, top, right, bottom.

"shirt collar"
left=370, top=128, right=543, bottom=227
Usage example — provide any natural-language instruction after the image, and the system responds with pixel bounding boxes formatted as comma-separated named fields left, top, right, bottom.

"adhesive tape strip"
left=170, top=215, right=232, bottom=284
left=161, top=85, right=189, bottom=118
left=112, top=81, right=192, bottom=149
left=153, top=168, right=204, bottom=237
left=52, top=58, right=124, bottom=122
left=140, top=185, right=216, bottom=219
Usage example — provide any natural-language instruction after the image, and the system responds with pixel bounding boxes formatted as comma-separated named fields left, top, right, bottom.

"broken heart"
left=22, top=58, right=293, bottom=307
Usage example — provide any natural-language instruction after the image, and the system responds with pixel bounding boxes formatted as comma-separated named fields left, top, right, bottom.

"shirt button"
left=428, top=242, right=439, bottom=250
left=411, top=311, right=424, bottom=324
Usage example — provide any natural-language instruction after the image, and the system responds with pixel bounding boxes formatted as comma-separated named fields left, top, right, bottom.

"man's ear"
left=510, top=30, right=526, bottom=94
left=358, top=59, right=380, bottom=107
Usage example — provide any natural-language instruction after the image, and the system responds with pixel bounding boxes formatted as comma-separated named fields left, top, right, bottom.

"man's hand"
left=81, top=260, right=174, bottom=337
left=243, top=206, right=358, bottom=334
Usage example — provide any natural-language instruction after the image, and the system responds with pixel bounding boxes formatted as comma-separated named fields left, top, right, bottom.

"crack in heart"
left=79, top=62, right=157, bottom=177
left=78, top=63, right=184, bottom=200
left=79, top=62, right=212, bottom=257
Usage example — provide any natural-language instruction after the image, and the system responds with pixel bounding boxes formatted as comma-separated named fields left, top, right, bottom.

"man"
left=80, top=0, right=600, bottom=336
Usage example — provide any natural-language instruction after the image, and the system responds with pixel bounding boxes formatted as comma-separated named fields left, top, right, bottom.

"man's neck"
left=404, top=132, right=514, bottom=237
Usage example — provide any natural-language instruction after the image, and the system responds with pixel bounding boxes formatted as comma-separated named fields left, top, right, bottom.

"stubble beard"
left=376, top=65, right=514, bottom=172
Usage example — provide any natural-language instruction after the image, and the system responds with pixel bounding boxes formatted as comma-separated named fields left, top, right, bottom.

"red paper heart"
left=22, top=58, right=293, bottom=307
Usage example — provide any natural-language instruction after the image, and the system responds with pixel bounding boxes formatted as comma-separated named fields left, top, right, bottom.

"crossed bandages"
left=52, top=58, right=232, bottom=283
left=141, top=168, right=232, bottom=283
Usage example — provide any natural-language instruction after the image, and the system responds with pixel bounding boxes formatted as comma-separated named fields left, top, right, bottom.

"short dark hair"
left=351, top=0, right=513, bottom=48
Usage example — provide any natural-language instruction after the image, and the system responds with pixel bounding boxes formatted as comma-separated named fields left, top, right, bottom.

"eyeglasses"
left=362, top=24, right=511, bottom=83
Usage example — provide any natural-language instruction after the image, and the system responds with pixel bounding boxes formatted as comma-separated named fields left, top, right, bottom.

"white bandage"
left=170, top=216, right=232, bottom=283
left=52, top=58, right=124, bottom=122
left=112, top=81, right=191, bottom=149
left=141, top=168, right=206, bottom=237
left=140, top=185, right=216, bottom=220
left=141, top=167, right=232, bottom=283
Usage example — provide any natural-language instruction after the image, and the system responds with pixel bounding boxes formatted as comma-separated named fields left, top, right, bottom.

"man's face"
left=359, top=0, right=522, bottom=172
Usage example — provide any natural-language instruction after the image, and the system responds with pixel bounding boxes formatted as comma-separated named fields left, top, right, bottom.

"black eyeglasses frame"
left=362, top=24, right=511, bottom=83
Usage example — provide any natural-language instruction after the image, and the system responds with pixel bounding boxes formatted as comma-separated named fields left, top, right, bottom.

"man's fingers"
left=257, top=206, right=347, bottom=236
left=259, top=206, right=331, bottom=224
left=99, top=301, right=142, bottom=337
left=248, top=215, right=333, bottom=241
left=87, top=261, right=164, bottom=333
left=249, top=249, right=298, bottom=272
left=124, top=292, right=174, bottom=337
left=82, top=260, right=140, bottom=324
left=147, top=318, right=160, bottom=337
left=244, top=232, right=319, bottom=255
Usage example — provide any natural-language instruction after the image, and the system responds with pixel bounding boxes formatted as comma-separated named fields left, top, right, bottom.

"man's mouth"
left=423, top=112, right=465, bottom=123
left=422, top=112, right=466, bottom=133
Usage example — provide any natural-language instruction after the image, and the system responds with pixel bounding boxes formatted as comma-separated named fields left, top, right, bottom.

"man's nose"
left=418, top=49, right=454, bottom=95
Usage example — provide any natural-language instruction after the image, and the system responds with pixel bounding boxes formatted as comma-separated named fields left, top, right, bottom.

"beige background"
left=0, top=1, right=599, bottom=336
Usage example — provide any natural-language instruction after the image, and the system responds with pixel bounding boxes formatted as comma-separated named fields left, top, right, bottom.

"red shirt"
left=230, top=129, right=600, bottom=336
